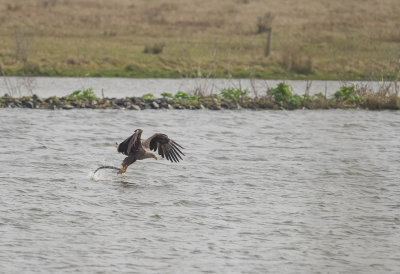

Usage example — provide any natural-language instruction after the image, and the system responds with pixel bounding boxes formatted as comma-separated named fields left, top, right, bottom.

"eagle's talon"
left=118, top=167, right=127, bottom=174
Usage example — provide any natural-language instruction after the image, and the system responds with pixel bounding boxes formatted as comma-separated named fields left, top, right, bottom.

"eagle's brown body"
left=94, top=129, right=185, bottom=174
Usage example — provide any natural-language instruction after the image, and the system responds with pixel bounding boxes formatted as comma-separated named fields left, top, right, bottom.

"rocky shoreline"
left=0, top=94, right=267, bottom=111
left=1, top=88, right=399, bottom=111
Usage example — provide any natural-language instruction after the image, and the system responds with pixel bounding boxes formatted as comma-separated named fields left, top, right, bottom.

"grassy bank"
left=2, top=65, right=374, bottom=80
left=0, top=0, right=399, bottom=80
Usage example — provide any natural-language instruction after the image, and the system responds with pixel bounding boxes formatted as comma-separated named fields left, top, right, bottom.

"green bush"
left=161, top=92, right=173, bottom=98
left=220, top=87, right=249, bottom=102
left=269, top=82, right=290, bottom=102
left=142, top=93, right=155, bottom=100
left=45, top=96, right=59, bottom=102
left=270, top=82, right=303, bottom=108
left=312, top=92, right=326, bottom=100
left=287, top=94, right=303, bottom=108
left=174, top=91, right=190, bottom=100
left=331, top=84, right=363, bottom=103
left=189, top=98, right=198, bottom=105
left=67, top=87, right=99, bottom=100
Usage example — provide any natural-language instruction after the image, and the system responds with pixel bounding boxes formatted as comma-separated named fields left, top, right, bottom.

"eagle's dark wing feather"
left=117, top=129, right=143, bottom=155
left=149, top=133, right=185, bottom=163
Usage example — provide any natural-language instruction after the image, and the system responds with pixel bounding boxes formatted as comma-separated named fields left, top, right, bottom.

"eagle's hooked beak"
left=154, top=155, right=158, bottom=160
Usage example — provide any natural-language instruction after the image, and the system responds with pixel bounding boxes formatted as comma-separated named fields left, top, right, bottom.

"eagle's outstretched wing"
left=117, top=129, right=143, bottom=155
left=143, top=133, right=185, bottom=163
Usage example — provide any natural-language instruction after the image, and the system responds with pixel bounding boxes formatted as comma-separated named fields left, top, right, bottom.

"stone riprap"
left=1, top=93, right=398, bottom=111
left=0, top=94, right=257, bottom=111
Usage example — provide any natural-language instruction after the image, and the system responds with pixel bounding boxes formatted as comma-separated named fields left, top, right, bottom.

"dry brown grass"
left=0, top=0, right=399, bottom=78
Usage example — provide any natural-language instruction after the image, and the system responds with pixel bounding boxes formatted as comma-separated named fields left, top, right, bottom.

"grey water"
left=1, top=106, right=399, bottom=273
left=0, top=76, right=385, bottom=98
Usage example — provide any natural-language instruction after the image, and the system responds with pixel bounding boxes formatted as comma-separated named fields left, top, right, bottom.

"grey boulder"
left=24, top=101, right=34, bottom=109
left=63, top=105, right=74, bottom=110
left=128, top=105, right=141, bottom=110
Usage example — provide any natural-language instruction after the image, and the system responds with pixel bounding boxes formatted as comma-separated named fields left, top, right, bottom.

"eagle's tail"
left=94, top=165, right=120, bottom=174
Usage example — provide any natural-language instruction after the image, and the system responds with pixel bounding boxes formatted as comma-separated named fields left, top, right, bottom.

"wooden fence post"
left=265, top=28, right=272, bottom=57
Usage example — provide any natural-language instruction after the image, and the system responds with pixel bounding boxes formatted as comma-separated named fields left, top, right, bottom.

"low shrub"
left=211, top=94, right=221, bottom=99
left=46, top=96, right=58, bottom=102
left=331, top=84, right=363, bottom=104
left=174, top=91, right=190, bottom=100
left=161, top=92, right=173, bottom=98
left=142, top=93, right=155, bottom=100
left=220, top=87, right=249, bottom=102
left=189, top=97, right=198, bottom=105
left=67, top=87, right=99, bottom=100
left=312, top=92, right=326, bottom=100
left=269, top=82, right=303, bottom=109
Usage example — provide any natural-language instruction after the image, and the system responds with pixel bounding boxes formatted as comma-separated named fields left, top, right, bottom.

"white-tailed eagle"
left=94, top=129, right=185, bottom=174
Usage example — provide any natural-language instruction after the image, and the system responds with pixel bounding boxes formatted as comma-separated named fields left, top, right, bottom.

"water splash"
left=88, top=171, right=102, bottom=181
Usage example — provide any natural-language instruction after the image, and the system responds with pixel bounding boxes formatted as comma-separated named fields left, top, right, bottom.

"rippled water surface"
left=1, top=108, right=400, bottom=273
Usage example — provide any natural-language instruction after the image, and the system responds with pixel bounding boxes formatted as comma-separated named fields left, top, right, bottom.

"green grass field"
left=0, top=0, right=399, bottom=80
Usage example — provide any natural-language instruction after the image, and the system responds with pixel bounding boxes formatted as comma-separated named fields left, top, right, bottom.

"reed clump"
left=359, top=82, right=400, bottom=110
